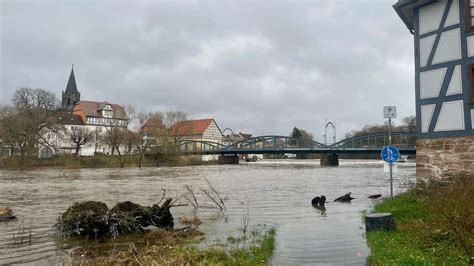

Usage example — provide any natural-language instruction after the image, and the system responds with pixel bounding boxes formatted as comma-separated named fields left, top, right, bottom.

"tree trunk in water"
left=138, top=153, right=143, bottom=168
left=116, top=146, right=124, bottom=168
left=20, top=149, right=25, bottom=171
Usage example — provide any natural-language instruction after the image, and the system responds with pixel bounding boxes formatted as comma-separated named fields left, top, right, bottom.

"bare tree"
left=402, top=115, right=416, bottom=132
left=164, top=110, right=188, bottom=145
left=2, top=88, right=62, bottom=169
left=103, top=119, right=129, bottom=168
left=93, top=127, right=103, bottom=154
left=163, top=110, right=188, bottom=128
left=135, top=112, right=165, bottom=168
left=69, top=127, right=95, bottom=156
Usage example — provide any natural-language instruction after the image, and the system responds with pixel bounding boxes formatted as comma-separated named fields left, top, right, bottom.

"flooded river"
left=0, top=160, right=415, bottom=265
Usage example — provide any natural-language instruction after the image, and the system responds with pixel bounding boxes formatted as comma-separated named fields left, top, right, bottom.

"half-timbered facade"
left=39, top=67, right=129, bottom=157
left=170, top=118, right=224, bottom=142
left=394, top=0, right=474, bottom=179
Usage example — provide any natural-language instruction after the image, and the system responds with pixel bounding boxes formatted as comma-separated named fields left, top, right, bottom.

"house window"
left=468, top=65, right=474, bottom=103
left=102, top=104, right=113, bottom=118
left=467, top=0, right=474, bottom=30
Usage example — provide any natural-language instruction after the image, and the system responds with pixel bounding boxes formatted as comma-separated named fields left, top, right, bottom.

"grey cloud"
left=1, top=0, right=415, bottom=142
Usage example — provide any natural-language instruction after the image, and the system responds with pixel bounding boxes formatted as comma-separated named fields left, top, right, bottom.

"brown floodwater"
left=0, top=159, right=415, bottom=265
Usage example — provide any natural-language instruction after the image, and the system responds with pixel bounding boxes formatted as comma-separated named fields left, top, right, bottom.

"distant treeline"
left=344, top=116, right=416, bottom=139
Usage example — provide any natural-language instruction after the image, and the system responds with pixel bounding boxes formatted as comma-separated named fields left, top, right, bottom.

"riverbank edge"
left=0, top=154, right=218, bottom=171
left=64, top=226, right=277, bottom=265
left=366, top=188, right=472, bottom=265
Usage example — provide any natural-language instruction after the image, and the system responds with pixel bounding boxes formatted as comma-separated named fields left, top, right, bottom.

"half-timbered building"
left=394, top=0, right=474, bottom=179
left=39, top=67, right=129, bottom=157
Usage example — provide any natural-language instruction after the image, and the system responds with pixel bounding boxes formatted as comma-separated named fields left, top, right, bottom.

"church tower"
left=62, top=65, right=80, bottom=110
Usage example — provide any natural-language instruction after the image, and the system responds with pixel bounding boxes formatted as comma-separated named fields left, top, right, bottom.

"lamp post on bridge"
left=324, top=119, right=336, bottom=146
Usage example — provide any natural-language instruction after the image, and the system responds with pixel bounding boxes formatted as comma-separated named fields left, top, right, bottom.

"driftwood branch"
left=183, top=185, right=199, bottom=209
left=157, top=189, right=167, bottom=205
left=200, top=178, right=228, bottom=211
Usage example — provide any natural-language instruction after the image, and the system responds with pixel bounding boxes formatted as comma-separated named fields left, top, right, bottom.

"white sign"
left=383, top=106, right=397, bottom=118
left=384, top=162, right=398, bottom=174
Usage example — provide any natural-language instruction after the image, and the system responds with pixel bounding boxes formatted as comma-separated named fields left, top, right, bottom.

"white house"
left=39, top=67, right=129, bottom=157
left=170, top=118, right=224, bottom=161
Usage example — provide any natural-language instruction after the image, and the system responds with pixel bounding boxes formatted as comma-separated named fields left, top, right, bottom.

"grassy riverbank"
left=64, top=225, right=276, bottom=265
left=0, top=154, right=216, bottom=170
left=367, top=177, right=473, bottom=265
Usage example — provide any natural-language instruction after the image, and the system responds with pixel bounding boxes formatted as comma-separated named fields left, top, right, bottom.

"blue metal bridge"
left=177, top=132, right=417, bottom=155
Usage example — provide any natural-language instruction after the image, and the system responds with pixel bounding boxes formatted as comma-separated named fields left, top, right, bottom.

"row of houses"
left=1, top=67, right=252, bottom=158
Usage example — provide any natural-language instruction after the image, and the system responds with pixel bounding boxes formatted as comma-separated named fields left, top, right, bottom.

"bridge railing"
left=175, top=132, right=416, bottom=153
left=222, top=135, right=326, bottom=151
left=328, top=132, right=416, bottom=149
left=177, top=140, right=227, bottom=153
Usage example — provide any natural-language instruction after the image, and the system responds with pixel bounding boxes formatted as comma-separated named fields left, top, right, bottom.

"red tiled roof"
left=55, top=112, right=85, bottom=125
left=73, top=100, right=128, bottom=123
left=170, top=118, right=214, bottom=136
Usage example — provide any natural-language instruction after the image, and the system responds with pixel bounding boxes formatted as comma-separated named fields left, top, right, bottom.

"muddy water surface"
left=0, top=160, right=415, bottom=265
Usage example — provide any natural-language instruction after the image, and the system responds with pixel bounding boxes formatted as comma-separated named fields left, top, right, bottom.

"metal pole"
left=389, top=117, right=393, bottom=198
left=388, top=117, right=392, bottom=144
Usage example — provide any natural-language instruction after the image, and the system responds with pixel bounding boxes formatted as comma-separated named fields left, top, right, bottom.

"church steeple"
left=65, top=65, right=78, bottom=93
left=62, top=65, right=81, bottom=110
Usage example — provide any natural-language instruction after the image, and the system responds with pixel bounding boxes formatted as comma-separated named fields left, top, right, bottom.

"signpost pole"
left=383, top=106, right=396, bottom=198
left=389, top=117, right=393, bottom=198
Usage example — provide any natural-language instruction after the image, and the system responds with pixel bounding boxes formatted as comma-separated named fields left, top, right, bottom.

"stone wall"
left=416, top=136, right=474, bottom=180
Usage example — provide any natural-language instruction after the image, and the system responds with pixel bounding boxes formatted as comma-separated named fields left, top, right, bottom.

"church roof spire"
left=65, top=64, right=78, bottom=93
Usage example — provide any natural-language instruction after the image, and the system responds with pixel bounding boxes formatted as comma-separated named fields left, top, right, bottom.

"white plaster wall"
left=446, top=65, right=462, bottom=96
left=444, top=0, right=460, bottom=27
left=421, top=104, right=436, bottom=133
left=419, top=0, right=447, bottom=35
left=56, top=124, right=122, bottom=156
left=432, top=28, right=461, bottom=64
left=202, top=155, right=219, bottom=161
left=420, top=68, right=446, bottom=99
left=419, top=35, right=436, bottom=67
left=472, top=109, right=474, bottom=129
left=467, top=36, right=474, bottom=57
left=435, top=100, right=465, bottom=131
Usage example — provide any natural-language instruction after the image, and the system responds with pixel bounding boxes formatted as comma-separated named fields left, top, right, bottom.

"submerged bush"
left=54, top=199, right=174, bottom=239
left=54, top=201, right=109, bottom=239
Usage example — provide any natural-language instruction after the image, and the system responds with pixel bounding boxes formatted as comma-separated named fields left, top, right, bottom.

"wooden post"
left=365, top=213, right=395, bottom=232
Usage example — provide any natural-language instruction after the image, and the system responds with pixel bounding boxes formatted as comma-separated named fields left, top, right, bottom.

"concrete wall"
left=416, top=136, right=474, bottom=180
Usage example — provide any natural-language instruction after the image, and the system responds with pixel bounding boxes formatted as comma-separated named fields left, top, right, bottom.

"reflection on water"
left=0, top=160, right=415, bottom=265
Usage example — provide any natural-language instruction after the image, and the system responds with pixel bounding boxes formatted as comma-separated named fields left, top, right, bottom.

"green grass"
left=367, top=188, right=472, bottom=265
left=170, top=226, right=277, bottom=265
left=372, top=190, right=429, bottom=223
left=65, top=225, right=277, bottom=265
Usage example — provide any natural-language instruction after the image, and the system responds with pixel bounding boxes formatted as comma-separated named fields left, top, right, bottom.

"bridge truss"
left=176, top=132, right=417, bottom=155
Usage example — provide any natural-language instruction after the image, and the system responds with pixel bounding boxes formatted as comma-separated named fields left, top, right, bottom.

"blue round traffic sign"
left=381, top=145, right=400, bottom=164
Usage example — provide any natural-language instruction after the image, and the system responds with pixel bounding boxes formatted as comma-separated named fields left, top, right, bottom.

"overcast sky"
left=1, top=0, right=414, bottom=142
